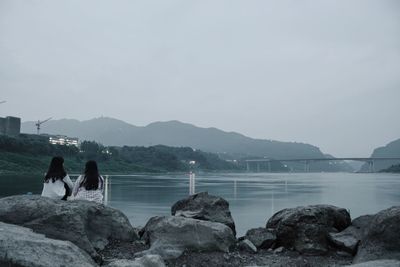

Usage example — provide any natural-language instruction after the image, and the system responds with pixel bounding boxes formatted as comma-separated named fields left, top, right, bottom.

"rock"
left=346, top=215, right=374, bottom=239
left=238, top=239, right=257, bottom=253
left=266, top=205, right=351, bottom=255
left=104, top=255, right=166, bottom=267
left=336, top=251, right=353, bottom=257
left=351, top=215, right=374, bottom=235
left=0, top=222, right=97, bottom=267
left=328, top=214, right=373, bottom=255
left=245, top=227, right=276, bottom=249
left=274, top=246, right=285, bottom=253
left=0, top=195, right=138, bottom=260
left=354, top=206, right=400, bottom=263
left=328, top=231, right=359, bottom=255
left=346, top=259, right=400, bottom=267
left=139, top=216, right=236, bottom=259
left=171, top=192, right=236, bottom=235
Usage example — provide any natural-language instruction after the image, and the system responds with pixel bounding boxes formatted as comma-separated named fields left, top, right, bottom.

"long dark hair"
left=80, top=160, right=103, bottom=191
left=44, top=156, right=67, bottom=183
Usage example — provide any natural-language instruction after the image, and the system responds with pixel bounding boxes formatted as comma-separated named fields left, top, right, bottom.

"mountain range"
left=22, top=117, right=352, bottom=171
left=22, top=117, right=324, bottom=157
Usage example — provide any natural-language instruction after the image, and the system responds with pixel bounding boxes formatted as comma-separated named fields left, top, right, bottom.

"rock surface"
left=328, top=231, right=359, bottom=255
left=350, top=215, right=374, bottom=238
left=0, top=222, right=97, bottom=267
left=171, top=192, right=236, bottom=235
left=245, top=227, right=276, bottom=249
left=346, top=259, right=400, bottom=267
left=266, top=205, right=351, bottom=255
left=238, top=239, right=257, bottom=253
left=0, top=195, right=138, bottom=260
left=139, top=216, right=236, bottom=259
left=354, top=206, right=400, bottom=263
left=104, top=255, right=166, bottom=267
left=328, top=214, right=373, bottom=255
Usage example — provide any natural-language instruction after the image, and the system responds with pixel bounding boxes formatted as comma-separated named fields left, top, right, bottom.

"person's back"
left=72, top=160, right=104, bottom=204
left=41, top=157, right=73, bottom=200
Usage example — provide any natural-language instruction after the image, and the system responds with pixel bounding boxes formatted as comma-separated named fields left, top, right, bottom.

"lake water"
left=1, top=172, right=399, bottom=235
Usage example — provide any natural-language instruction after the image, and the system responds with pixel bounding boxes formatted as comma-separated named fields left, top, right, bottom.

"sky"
left=1, top=0, right=399, bottom=157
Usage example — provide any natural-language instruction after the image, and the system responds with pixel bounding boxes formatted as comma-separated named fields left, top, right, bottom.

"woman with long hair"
left=41, top=156, right=73, bottom=200
left=72, top=160, right=104, bottom=203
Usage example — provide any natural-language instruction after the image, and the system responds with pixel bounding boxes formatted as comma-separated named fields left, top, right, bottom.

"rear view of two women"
left=41, top=157, right=104, bottom=203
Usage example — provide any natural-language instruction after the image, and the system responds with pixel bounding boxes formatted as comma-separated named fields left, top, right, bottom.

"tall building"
left=0, top=117, right=5, bottom=135
left=0, top=116, right=21, bottom=135
left=5, top=116, right=21, bottom=135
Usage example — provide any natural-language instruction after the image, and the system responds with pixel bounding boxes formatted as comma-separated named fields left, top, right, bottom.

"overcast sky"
left=1, top=0, right=399, bottom=157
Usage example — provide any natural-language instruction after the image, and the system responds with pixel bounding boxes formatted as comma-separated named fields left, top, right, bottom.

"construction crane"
left=35, top=117, right=52, bottom=135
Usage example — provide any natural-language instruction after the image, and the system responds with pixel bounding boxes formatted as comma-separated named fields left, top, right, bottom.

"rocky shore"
left=0, top=192, right=399, bottom=267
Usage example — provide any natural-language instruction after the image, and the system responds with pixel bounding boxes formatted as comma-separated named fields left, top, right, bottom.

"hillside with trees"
left=360, top=138, right=400, bottom=172
left=0, top=134, right=239, bottom=175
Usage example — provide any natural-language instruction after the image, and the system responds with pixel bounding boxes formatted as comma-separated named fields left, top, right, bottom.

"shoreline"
left=0, top=192, right=399, bottom=267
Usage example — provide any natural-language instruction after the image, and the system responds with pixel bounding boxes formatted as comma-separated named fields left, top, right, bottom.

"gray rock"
left=354, top=206, right=400, bottom=263
left=351, top=215, right=374, bottom=235
left=171, top=192, right=236, bottom=235
left=329, top=231, right=359, bottom=255
left=245, top=227, right=276, bottom=249
left=266, top=205, right=351, bottom=255
left=346, top=259, right=400, bottom=267
left=139, top=216, right=235, bottom=259
left=328, top=214, right=373, bottom=255
left=238, top=239, right=257, bottom=253
left=274, top=246, right=285, bottom=253
left=0, top=222, right=97, bottom=267
left=0, top=195, right=138, bottom=260
left=104, top=255, right=165, bottom=267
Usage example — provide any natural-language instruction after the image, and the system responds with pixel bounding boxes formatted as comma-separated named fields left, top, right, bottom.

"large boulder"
left=171, top=192, right=236, bottom=235
left=354, top=206, right=400, bottom=263
left=266, top=205, right=351, bottom=255
left=139, top=216, right=235, bottom=259
left=328, top=231, right=359, bottom=255
left=328, top=215, right=373, bottom=255
left=0, top=222, right=97, bottom=267
left=0, top=195, right=138, bottom=260
left=245, top=227, right=276, bottom=249
left=104, top=255, right=165, bottom=267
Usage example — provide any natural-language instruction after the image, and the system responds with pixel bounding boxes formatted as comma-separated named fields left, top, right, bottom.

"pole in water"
left=104, top=175, right=109, bottom=205
left=233, top=179, right=237, bottom=199
left=189, top=171, right=196, bottom=195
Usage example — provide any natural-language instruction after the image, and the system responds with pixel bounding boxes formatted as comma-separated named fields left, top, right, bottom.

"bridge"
left=245, top=157, right=400, bottom=173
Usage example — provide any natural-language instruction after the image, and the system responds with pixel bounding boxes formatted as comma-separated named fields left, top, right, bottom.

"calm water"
left=1, top=172, right=399, bottom=235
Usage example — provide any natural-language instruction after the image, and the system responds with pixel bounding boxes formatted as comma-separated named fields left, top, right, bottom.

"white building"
left=49, top=135, right=79, bottom=147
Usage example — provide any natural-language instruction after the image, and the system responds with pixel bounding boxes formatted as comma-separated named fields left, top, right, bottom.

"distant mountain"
left=361, top=138, right=400, bottom=172
left=22, top=117, right=347, bottom=171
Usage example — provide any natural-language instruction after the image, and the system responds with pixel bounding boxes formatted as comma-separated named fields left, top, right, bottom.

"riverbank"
left=0, top=192, right=399, bottom=267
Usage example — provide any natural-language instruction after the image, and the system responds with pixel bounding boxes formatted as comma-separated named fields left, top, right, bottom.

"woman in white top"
left=41, top=156, right=73, bottom=200
left=72, top=160, right=104, bottom=204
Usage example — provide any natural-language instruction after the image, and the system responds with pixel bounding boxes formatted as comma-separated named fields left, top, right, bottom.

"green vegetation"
left=381, top=164, right=400, bottom=173
left=0, top=134, right=239, bottom=175
left=361, top=138, right=400, bottom=172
